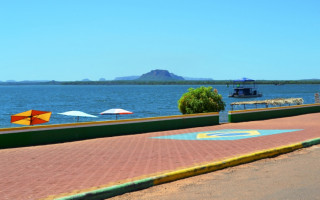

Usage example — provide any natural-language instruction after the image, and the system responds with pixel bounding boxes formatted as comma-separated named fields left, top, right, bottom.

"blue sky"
left=0, top=0, right=319, bottom=81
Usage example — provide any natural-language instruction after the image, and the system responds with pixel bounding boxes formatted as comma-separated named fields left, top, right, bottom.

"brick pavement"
left=0, top=113, right=319, bottom=200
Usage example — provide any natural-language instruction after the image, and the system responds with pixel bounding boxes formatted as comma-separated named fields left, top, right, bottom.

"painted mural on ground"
left=151, top=129, right=302, bottom=141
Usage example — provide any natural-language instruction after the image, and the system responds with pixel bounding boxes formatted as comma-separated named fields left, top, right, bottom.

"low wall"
left=228, top=103, right=320, bottom=123
left=0, top=112, right=219, bottom=149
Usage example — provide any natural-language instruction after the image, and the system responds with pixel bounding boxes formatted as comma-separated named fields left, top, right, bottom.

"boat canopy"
left=233, top=77, right=255, bottom=82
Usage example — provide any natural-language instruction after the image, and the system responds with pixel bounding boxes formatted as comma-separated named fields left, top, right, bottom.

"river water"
left=0, top=84, right=319, bottom=128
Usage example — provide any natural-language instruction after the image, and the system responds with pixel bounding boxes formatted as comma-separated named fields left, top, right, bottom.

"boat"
left=228, top=77, right=262, bottom=98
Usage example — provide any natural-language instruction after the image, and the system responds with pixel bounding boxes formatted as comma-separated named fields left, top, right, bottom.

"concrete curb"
left=55, top=137, right=320, bottom=200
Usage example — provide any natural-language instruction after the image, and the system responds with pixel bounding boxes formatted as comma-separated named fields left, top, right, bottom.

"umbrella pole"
left=29, top=116, right=33, bottom=125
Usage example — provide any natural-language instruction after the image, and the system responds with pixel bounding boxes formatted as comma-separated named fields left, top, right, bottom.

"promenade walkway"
left=1, top=113, right=320, bottom=200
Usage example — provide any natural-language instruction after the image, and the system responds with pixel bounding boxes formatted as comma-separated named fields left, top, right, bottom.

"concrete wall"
left=228, top=103, right=320, bottom=123
left=0, top=113, right=219, bottom=149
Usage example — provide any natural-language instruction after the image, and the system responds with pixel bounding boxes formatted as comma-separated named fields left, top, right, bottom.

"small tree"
left=178, top=86, right=225, bottom=114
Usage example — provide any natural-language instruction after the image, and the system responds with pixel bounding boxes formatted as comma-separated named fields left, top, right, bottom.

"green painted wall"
left=228, top=104, right=320, bottom=123
left=0, top=114, right=219, bottom=149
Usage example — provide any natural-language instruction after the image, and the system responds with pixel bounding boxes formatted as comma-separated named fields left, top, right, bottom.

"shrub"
left=178, top=86, right=225, bottom=114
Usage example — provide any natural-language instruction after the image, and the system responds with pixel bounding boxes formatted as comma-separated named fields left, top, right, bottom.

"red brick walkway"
left=1, top=113, right=319, bottom=200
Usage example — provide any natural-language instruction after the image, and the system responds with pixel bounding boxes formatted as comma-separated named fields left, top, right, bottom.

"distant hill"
left=114, top=70, right=212, bottom=81
left=137, top=69, right=184, bottom=81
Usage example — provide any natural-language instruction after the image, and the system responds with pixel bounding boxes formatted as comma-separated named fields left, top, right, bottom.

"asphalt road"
left=109, top=144, right=320, bottom=200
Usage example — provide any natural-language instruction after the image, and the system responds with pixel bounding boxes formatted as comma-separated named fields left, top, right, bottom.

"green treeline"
left=1, top=80, right=320, bottom=85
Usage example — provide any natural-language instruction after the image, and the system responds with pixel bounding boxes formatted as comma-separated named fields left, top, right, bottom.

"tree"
left=178, top=86, right=225, bottom=114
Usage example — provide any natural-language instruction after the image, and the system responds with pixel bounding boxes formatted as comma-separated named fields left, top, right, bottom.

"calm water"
left=1, top=84, right=319, bottom=128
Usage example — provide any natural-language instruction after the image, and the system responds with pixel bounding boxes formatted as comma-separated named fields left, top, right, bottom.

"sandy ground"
left=109, top=144, right=320, bottom=200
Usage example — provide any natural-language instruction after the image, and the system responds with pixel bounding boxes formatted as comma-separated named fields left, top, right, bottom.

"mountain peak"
left=137, top=69, right=184, bottom=81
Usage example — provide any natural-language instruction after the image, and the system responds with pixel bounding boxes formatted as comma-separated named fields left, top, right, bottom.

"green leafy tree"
left=178, top=86, right=225, bottom=114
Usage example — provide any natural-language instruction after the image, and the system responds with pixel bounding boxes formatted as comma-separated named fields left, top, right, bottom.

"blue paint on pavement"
left=151, top=129, right=303, bottom=141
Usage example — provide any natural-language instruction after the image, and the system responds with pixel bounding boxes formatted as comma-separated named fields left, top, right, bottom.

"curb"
left=55, top=137, right=320, bottom=200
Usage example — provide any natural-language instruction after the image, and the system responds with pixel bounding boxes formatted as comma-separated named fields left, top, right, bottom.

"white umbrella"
left=100, top=108, right=133, bottom=120
left=58, top=111, right=98, bottom=122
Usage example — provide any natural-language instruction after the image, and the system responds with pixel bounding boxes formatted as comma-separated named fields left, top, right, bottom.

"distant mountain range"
left=114, top=69, right=213, bottom=81
left=2, top=70, right=318, bottom=83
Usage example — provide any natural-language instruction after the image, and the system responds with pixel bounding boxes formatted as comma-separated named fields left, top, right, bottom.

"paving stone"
left=0, top=113, right=319, bottom=200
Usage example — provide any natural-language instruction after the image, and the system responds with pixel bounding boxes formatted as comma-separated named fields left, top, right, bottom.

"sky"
left=0, top=0, right=319, bottom=81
